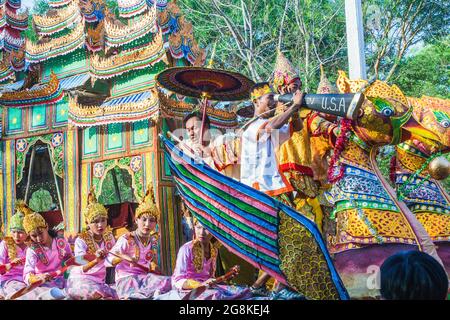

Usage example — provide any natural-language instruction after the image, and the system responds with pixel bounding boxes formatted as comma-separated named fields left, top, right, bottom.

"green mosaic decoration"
left=111, top=61, right=166, bottom=97
left=31, top=105, right=47, bottom=128
left=83, top=126, right=98, bottom=156
left=43, top=49, right=88, bottom=80
left=132, top=120, right=150, bottom=146
left=97, top=168, right=134, bottom=206
left=16, top=133, right=65, bottom=184
left=7, top=108, right=23, bottom=132
left=107, top=123, right=124, bottom=151
left=55, top=96, right=69, bottom=124
left=29, top=188, right=54, bottom=212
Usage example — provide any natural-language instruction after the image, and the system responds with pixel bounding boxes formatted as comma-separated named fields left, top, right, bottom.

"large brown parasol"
left=156, top=67, right=255, bottom=141
left=156, top=67, right=255, bottom=101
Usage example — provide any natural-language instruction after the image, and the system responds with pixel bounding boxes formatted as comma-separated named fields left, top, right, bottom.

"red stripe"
left=181, top=194, right=288, bottom=286
left=170, top=151, right=278, bottom=216
left=181, top=195, right=279, bottom=260
left=175, top=176, right=277, bottom=240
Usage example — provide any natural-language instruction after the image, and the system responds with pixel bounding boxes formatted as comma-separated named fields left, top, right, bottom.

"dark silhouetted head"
left=380, top=250, right=448, bottom=300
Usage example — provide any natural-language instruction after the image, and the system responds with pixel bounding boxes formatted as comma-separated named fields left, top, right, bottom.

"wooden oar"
left=0, top=258, right=25, bottom=275
left=108, top=251, right=162, bottom=275
left=182, top=265, right=240, bottom=300
left=10, top=254, right=96, bottom=300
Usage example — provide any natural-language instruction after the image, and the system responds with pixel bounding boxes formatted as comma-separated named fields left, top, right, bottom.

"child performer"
left=107, top=186, right=171, bottom=299
left=161, top=217, right=252, bottom=300
left=0, top=202, right=28, bottom=299
left=21, top=204, right=72, bottom=299
left=66, top=188, right=117, bottom=299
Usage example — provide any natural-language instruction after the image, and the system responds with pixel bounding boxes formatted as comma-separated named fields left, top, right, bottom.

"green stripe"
left=193, top=212, right=279, bottom=266
left=334, top=199, right=399, bottom=213
left=178, top=182, right=277, bottom=247
left=175, top=162, right=277, bottom=224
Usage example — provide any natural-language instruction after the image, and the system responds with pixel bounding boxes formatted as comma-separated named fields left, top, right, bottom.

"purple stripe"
left=175, top=176, right=277, bottom=240
left=171, top=151, right=278, bottom=216
left=181, top=195, right=279, bottom=261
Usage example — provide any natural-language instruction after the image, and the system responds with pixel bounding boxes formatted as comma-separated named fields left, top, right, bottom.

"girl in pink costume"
left=0, top=203, right=28, bottom=299
left=107, top=186, right=171, bottom=299
left=158, top=218, right=252, bottom=300
left=21, top=205, right=72, bottom=300
left=66, top=189, right=117, bottom=299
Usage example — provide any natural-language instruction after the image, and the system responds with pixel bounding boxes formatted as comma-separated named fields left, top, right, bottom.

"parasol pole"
left=199, top=93, right=210, bottom=147
left=166, top=131, right=197, bottom=160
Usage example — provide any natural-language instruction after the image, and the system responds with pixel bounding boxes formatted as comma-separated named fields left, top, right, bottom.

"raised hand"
left=95, top=249, right=108, bottom=260
left=292, top=89, right=305, bottom=110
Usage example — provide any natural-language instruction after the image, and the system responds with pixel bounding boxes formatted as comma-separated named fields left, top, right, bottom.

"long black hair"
left=380, top=250, right=448, bottom=300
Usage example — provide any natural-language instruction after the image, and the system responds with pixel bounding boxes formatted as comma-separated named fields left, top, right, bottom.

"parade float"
left=0, top=0, right=447, bottom=300
left=159, top=68, right=449, bottom=299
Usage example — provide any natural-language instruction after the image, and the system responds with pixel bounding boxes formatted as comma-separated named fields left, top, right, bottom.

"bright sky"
left=22, top=0, right=35, bottom=9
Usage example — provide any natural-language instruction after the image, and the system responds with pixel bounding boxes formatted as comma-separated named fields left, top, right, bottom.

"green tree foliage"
left=178, top=0, right=449, bottom=94
left=23, top=0, right=50, bottom=43
left=178, top=0, right=348, bottom=91
left=32, top=0, right=50, bottom=14
left=363, top=0, right=449, bottom=81
left=393, top=39, right=450, bottom=99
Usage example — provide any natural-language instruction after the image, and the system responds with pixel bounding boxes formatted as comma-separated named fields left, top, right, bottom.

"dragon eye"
left=381, top=108, right=393, bottom=117
left=440, top=120, right=450, bottom=128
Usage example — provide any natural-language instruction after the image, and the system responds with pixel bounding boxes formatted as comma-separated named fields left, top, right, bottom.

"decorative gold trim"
left=33, top=1, right=80, bottom=31
left=157, top=88, right=237, bottom=121
left=90, top=32, right=164, bottom=71
left=1, top=71, right=60, bottom=101
left=26, top=23, right=85, bottom=56
left=68, top=93, right=159, bottom=118
left=105, top=8, right=156, bottom=42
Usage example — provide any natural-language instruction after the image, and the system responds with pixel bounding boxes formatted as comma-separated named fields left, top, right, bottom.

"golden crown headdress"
left=250, top=84, right=273, bottom=101
left=316, top=65, right=338, bottom=94
left=83, top=186, right=108, bottom=224
left=135, top=185, right=159, bottom=220
left=272, top=50, right=300, bottom=91
left=19, top=200, right=47, bottom=234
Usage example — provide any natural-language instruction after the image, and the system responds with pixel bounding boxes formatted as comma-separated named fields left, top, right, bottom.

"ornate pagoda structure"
left=0, top=0, right=231, bottom=273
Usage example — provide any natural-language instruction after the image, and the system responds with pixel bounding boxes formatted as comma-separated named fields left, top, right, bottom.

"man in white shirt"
left=241, top=82, right=305, bottom=299
left=240, top=82, right=304, bottom=202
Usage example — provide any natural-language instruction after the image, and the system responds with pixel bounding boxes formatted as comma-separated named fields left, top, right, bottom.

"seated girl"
left=107, top=186, right=171, bottom=299
left=66, top=188, right=117, bottom=300
left=158, top=217, right=252, bottom=300
left=21, top=205, right=73, bottom=299
left=0, top=203, right=28, bottom=299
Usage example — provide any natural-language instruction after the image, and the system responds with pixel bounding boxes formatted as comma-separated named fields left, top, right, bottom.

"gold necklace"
left=135, top=231, right=150, bottom=247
